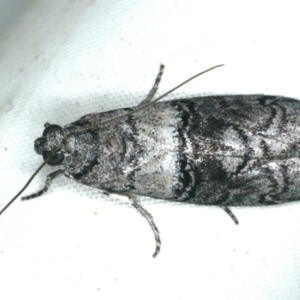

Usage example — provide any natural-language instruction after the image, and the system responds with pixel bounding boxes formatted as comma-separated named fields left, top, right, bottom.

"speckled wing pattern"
left=63, top=95, right=300, bottom=206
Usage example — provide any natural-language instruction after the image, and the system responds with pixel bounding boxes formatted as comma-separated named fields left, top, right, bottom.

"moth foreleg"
left=22, top=169, right=64, bottom=200
left=137, top=64, right=165, bottom=107
left=220, top=206, right=239, bottom=225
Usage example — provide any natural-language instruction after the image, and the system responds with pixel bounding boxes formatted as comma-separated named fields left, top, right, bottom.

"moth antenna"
left=0, top=152, right=54, bottom=216
left=99, top=64, right=224, bottom=125
left=69, top=64, right=224, bottom=134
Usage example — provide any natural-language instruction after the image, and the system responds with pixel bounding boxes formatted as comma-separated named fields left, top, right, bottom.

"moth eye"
left=43, top=150, right=64, bottom=166
left=43, top=124, right=62, bottom=136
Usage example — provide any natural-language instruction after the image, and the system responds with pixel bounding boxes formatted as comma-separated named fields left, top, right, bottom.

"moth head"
left=34, top=123, right=65, bottom=166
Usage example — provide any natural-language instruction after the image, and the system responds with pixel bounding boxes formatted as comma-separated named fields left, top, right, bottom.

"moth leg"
left=109, top=193, right=161, bottom=257
left=137, top=64, right=165, bottom=107
left=220, top=206, right=239, bottom=225
left=22, top=169, right=64, bottom=201
left=131, top=200, right=161, bottom=258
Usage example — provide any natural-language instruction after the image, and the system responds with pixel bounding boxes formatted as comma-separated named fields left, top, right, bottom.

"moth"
left=2, top=64, right=300, bottom=257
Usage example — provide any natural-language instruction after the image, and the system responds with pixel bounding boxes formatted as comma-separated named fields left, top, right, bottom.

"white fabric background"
left=0, top=0, right=300, bottom=299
